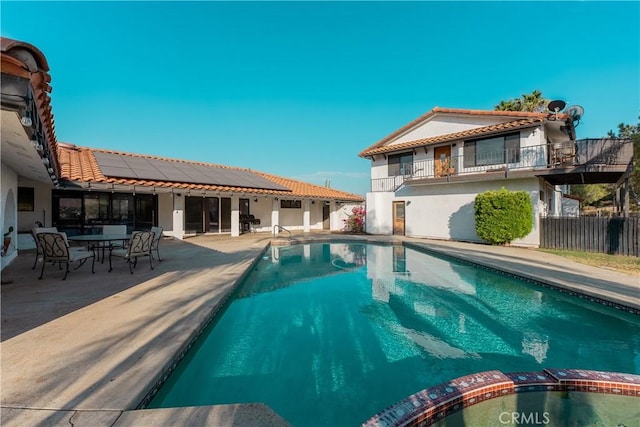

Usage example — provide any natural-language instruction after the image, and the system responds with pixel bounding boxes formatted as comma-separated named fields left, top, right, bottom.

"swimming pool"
left=148, top=242, right=640, bottom=426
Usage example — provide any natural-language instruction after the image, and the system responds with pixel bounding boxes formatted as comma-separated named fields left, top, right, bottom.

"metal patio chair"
left=31, top=226, right=58, bottom=269
left=108, top=230, right=154, bottom=274
left=150, top=226, right=163, bottom=262
left=36, top=232, right=95, bottom=280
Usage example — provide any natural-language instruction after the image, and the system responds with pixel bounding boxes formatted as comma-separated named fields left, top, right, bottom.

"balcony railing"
left=370, top=139, right=632, bottom=192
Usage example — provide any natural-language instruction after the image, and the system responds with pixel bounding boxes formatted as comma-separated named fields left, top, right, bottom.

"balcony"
left=370, top=139, right=632, bottom=192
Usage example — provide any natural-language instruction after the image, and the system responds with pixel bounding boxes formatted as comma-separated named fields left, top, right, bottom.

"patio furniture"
left=150, top=226, right=163, bottom=262
left=68, top=232, right=131, bottom=263
left=36, top=232, right=95, bottom=280
left=31, top=226, right=58, bottom=269
left=108, top=230, right=154, bottom=274
left=98, top=224, right=127, bottom=259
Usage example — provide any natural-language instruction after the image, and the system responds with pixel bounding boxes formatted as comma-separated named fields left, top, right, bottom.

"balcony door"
left=434, top=146, right=452, bottom=177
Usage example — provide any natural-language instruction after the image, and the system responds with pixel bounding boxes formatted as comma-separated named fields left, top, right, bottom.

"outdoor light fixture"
left=254, top=197, right=258, bottom=202
left=42, top=158, right=49, bottom=165
left=47, top=167, right=54, bottom=174
left=20, top=111, right=32, bottom=127
left=311, top=200, right=315, bottom=204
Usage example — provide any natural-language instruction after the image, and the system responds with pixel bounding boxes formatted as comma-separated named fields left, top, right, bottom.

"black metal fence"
left=540, top=216, right=639, bottom=256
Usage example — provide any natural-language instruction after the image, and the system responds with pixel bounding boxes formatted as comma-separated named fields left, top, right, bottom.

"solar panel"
left=93, top=152, right=290, bottom=191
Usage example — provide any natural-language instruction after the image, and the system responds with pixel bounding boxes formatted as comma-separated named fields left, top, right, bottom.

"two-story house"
left=359, top=107, right=632, bottom=247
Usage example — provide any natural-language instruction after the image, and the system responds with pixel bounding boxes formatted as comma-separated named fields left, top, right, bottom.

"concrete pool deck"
left=1, top=232, right=638, bottom=426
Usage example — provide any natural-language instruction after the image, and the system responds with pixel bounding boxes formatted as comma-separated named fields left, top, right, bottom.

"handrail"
left=272, top=225, right=291, bottom=239
left=370, top=139, right=633, bottom=192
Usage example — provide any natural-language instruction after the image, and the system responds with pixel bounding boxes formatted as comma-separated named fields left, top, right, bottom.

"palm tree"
left=495, top=90, right=549, bottom=112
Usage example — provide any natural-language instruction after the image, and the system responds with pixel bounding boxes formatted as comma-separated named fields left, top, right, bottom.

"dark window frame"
left=280, top=199, right=302, bottom=209
left=17, top=186, right=35, bottom=212
left=463, top=132, right=521, bottom=168
left=388, top=152, right=414, bottom=176
left=52, top=190, right=157, bottom=235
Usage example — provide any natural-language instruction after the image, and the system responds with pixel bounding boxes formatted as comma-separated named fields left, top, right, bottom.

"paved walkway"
left=0, top=233, right=637, bottom=426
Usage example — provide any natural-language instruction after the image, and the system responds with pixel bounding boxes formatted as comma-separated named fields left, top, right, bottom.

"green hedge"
left=474, top=188, right=533, bottom=244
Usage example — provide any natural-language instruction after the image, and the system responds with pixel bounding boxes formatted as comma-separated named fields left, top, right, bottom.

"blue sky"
left=2, top=1, right=638, bottom=196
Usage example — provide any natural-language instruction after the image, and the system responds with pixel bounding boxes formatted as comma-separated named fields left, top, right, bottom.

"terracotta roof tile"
left=1, top=37, right=60, bottom=174
left=359, top=117, right=543, bottom=157
left=57, top=144, right=364, bottom=202
left=359, top=106, right=565, bottom=156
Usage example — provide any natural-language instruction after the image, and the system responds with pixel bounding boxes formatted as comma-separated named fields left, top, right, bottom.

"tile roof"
left=359, top=106, right=566, bottom=157
left=57, top=144, right=364, bottom=202
left=359, top=117, right=544, bottom=157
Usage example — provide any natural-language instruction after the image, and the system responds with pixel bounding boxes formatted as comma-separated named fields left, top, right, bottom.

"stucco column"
left=329, top=200, right=337, bottom=231
left=231, top=196, right=240, bottom=237
left=303, top=199, right=310, bottom=232
left=172, top=193, right=185, bottom=240
left=272, top=198, right=280, bottom=235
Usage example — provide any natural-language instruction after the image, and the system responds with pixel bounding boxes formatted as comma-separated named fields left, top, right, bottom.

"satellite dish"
left=547, top=100, right=567, bottom=114
left=565, top=105, right=584, bottom=122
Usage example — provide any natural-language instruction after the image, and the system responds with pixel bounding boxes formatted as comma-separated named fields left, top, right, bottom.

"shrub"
left=343, top=206, right=366, bottom=233
left=474, top=188, right=533, bottom=244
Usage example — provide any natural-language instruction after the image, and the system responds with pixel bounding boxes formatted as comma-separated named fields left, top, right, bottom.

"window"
left=111, top=194, right=134, bottom=222
left=17, top=187, right=34, bottom=211
left=464, top=132, right=520, bottom=167
left=281, top=200, right=301, bottom=209
left=84, top=194, right=110, bottom=224
left=388, top=152, right=414, bottom=176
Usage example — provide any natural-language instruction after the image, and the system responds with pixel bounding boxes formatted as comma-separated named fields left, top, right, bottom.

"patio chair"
left=108, top=230, right=154, bottom=274
left=31, top=226, right=58, bottom=269
left=36, top=232, right=95, bottom=280
left=97, top=224, right=127, bottom=261
left=150, top=226, right=163, bottom=262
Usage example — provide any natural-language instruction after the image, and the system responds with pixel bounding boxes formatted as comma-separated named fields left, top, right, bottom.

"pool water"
left=148, top=242, right=640, bottom=426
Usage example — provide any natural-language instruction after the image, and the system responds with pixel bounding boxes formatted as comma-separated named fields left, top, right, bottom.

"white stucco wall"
left=1, top=162, right=19, bottom=269
left=273, top=200, right=331, bottom=231
left=157, top=193, right=173, bottom=233
left=15, top=177, right=52, bottom=231
left=389, top=114, right=516, bottom=146
left=365, top=192, right=394, bottom=235
left=249, top=198, right=273, bottom=232
left=402, top=178, right=542, bottom=246
left=171, top=193, right=185, bottom=239
left=279, top=204, right=304, bottom=230
left=367, top=178, right=543, bottom=247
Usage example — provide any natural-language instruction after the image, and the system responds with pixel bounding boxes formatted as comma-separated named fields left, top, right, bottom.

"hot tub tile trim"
left=361, top=368, right=640, bottom=427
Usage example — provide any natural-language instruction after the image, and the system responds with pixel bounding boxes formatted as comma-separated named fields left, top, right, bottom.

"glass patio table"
left=67, top=234, right=131, bottom=262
